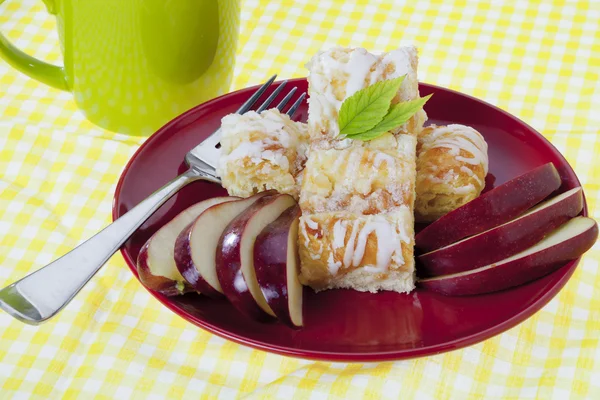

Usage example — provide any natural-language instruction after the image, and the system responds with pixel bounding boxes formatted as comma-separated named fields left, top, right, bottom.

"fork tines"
left=235, top=75, right=306, bottom=119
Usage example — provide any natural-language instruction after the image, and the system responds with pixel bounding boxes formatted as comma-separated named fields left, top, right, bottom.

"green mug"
left=0, top=0, right=241, bottom=134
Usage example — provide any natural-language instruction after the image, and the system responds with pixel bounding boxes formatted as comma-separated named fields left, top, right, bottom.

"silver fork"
left=0, top=76, right=306, bottom=325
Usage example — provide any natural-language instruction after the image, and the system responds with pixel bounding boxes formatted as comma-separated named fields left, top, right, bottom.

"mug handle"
left=0, top=0, right=68, bottom=90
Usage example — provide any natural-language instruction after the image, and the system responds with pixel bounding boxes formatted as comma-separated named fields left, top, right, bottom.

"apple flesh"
left=137, top=196, right=236, bottom=296
left=418, top=187, right=583, bottom=277
left=254, top=205, right=303, bottom=328
left=174, top=191, right=274, bottom=298
left=416, top=162, right=562, bottom=252
left=216, top=194, right=297, bottom=321
left=418, top=217, right=598, bottom=296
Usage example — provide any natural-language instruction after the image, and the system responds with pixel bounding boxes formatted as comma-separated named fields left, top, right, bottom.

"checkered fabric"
left=1, top=0, right=599, bottom=398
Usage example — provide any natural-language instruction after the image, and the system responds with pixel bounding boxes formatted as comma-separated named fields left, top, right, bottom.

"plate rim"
left=113, top=79, right=586, bottom=362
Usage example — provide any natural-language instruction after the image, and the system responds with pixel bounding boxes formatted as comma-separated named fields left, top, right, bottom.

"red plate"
left=113, top=79, right=586, bottom=362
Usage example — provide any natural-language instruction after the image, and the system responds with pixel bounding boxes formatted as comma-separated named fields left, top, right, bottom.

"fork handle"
left=0, top=168, right=216, bottom=325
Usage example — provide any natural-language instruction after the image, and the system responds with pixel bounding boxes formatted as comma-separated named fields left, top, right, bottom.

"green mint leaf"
left=338, top=76, right=406, bottom=136
left=348, top=94, right=433, bottom=141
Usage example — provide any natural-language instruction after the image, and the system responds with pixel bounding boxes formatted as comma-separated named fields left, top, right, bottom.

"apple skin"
left=418, top=217, right=598, bottom=296
left=416, top=162, right=562, bottom=252
left=254, top=205, right=303, bottom=328
left=136, top=196, right=235, bottom=296
left=174, top=191, right=274, bottom=299
left=418, top=187, right=583, bottom=277
left=137, top=242, right=193, bottom=296
left=216, top=194, right=297, bottom=321
left=174, top=223, right=223, bottom=298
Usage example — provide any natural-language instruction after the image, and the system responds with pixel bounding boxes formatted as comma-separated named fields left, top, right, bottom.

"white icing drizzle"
left=302, top=144, right=414, bottom=215
left=345, top=147, right=364, bottom=176
left=298, top=218, right=311, bottom=247
left=332, top=219, right=347, bottom=249
left=331, top=213, right=409, bottom=273
left=343, top=220, right=361, bottom=268
left=223, top=140, right=290, bottom=170
left=420, top=124, right=489, bottom=174
left=379, top=49, right=411, bottom=82
left=306, top=46, right=418, bottom=138
left=460, top=165, right=484, bottom=186
left=452, top=183, right=477, bottom=195
left=222, top=110, right=293, bottom=145
left=304, top=216, right=318, bottom=230
left=327, top=252, right=342, bottom=275
left=300, top=208, right=413, bottom=277
left=315, top=48, right=378, bottom=107
left=217, top=109, right=305, bottom=176
left=345, top=49, right=378, bottom=95
left=395, top=207, right=412, bottom=244
left=330, top=148, right=348, bottom=173
left=351, top=218, right=397, bottom=270
left=372, top=152, right=396, bottom=175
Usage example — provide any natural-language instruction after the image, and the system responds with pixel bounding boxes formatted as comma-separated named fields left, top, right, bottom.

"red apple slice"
left=418, top=217, right=598, bottom=296
left=137, top=196, right=236, bottom=296
left=416, top=162, right=562, bottom=252
left=174, top=191, right=274, bottom=298
left=216, top=194, right=297, bottom=321
left=254, top=205, right=303, bottom=328
left=418, top=187, right=583, bottom=277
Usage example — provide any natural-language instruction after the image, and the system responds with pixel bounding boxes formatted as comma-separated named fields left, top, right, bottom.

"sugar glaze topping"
left=306, top=46, right=418, bottom=137
left=419, top=124, right=489, bottom=174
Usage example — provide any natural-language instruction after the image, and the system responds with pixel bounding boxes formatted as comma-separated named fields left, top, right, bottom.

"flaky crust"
left=306, top=46, right=426, bottom=145
left=298, top=208, right=415, bottom=293
left=300, top=134, right=417, bottom=215
left=218, top=109, right=309, bottom=199
left=299, top=46, right=423, bottom=293
left=415, top=124, right=489, bottom=222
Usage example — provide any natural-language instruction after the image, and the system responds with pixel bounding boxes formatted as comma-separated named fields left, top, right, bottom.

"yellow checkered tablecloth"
left=1, top=0, right=599, bottom=398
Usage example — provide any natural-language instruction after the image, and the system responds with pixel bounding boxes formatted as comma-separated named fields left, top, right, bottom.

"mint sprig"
left=337, top=76, right=432, bottom=142
left=346, top=95, right=432, bottom=141
left=338, top=76, right=405, bottom=136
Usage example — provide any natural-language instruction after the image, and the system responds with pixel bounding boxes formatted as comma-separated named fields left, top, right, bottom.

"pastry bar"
left=299, top=134, right=417, bottom=215
left=298, top=207, right=415, bottom=293
left=415, top=124, right=489, bottom=222
left=297, top=145, right=417, bottom=294
left=298, top=46, right=422, bottom=293
left=217, top=109, right=309, bottom=199
left=305, top=45, right=427, bottom=148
